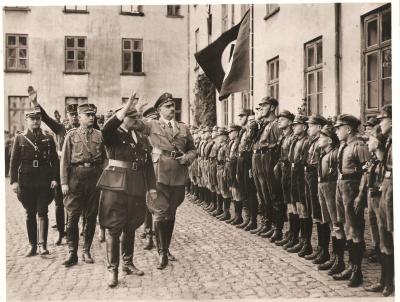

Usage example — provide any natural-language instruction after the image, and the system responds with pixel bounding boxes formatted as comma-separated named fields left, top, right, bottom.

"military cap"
left=277, top=110, right=295, bottom=121
left=78, top=103, right=96, bottom=114
left=307, top=114, right=328, bottom=126
left=320, top=125, right=339, bottom=143
left=217, top=127, right=229, bottom=136
left=292, top=115, right=308, bottom=125
left=364, top=116, right=379, bottom=127
left=88, top=104, right=97, bottom=114
left=333, top=114, right=361, bottom=129
left=369, top=125, right=386, bottom=145
left=376, top=104, right=392, bottom=120
left=238, top=109, right=254, bottom=116
left=228, top=124, right=241, bottom=133
left=66, top=103, right=78, bottom=114
left=25, top=107, right=41, bottom=118
left=259, top=96, right=279, bottom=107
left=143, top=106, right=159, bottom=119
left=154, top=92, right=174, bottom=109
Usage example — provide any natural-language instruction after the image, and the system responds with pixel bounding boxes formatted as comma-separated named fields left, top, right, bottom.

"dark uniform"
left=61, top=104, right=106, bottom=267
left=10, top=108, right=59, bottom=256
left=97, top=111, right=156, bottom=287
left=209, top=128, right=222, bottom=216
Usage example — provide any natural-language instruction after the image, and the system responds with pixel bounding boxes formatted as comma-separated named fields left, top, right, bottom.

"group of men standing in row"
left=187, top=97, right=393, bottom=297
left=9, top=88, right=197, bottom=288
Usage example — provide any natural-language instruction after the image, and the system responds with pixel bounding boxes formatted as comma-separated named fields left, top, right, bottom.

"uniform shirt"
left=278, top=128, right=294, bottom=162
left=228, top=139, right=239, bottom=160
left=253, top=117, right=281, bottom=150
left=216, top=140, right=228, bottom=163
left=209, top=140, right=221, bottom=159
left=306, top=135, right=321, bottom=167
left=288, top=132, right=310, bottom=165
left=383, top=134, right=392, bottom=173
left=337, top=135, right=370, bottom=175
left=60, top=127, right=105, bottom=185
left=357, top=156, right=383, bottom=206
left=238, top=128, right=252, bottom=152
left=318, top=146, right=338, bottom=182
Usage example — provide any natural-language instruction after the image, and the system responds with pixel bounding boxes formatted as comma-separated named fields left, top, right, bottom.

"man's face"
left=307, top=123, right=321, bottom=136
left=293, top=123, right=306, bottom=135
left=364, top=125, right=373, bottom=137
left=67, top=112, right=79, bottom=126
left=123, top=115, right=140, bottom=130
left=318, top=134, right=330, bottom=149
left=158, top=101, right=175, bottom=121
left=335, top=125, right=350, bottom=142
left=259, top=104, right=270, bottom=118
left=229, top=130, right=238, bottom=140
left=79, top=112, right=95, bottom=127
left=278, top=117, right=291, bottom=129
left=238, top=115, right=248, bottom=126
left=368, top=136, right=380, bottom=153
left=379, top=117, right=391, bottom=136
left=26, top=116, right=41, bottom=130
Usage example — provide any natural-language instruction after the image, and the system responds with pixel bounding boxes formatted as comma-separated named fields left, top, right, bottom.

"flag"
left=195, top=10, right=250, bottom=101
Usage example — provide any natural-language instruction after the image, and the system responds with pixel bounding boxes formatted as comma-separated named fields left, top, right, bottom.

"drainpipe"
left=187, top=4, right=191, bottom=124
left=334, top=3, right=341, bottom=116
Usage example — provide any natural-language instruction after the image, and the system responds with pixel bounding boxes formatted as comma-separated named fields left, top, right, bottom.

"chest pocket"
left=72, top=135, right=84, bottom=155
left=90, top=134, right=103, bottom=156
left=39, top=139, right=51, bottom=160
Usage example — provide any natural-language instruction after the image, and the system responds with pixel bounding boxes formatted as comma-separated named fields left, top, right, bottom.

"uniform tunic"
left=305, top=135, right=322, bottom=220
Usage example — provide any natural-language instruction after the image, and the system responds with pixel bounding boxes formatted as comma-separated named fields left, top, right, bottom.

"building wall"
left=3, top=5, right=189, bottom=132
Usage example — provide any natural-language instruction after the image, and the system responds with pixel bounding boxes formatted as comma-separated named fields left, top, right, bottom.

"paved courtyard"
left=5, top=182, right=392, bottom=301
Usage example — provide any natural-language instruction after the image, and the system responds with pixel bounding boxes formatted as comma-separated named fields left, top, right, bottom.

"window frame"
left=241, top=91, right=251, bottom=111
left=174, top=98, right=182, bottom=121
left=4, top=6, right=30, bottom=11
left=222, top=99, right=229, bottom=126
left=5, top=34, right=29, bottom=72
left=221, top=4, right=228, bottom=32
left=167, top=5, right=183, bottom=18
left=65, top=97, right=88, bottom=116
left=64, top=36, right=88, bottom=74
left=121, top=38, right=145, bottom=76
left=63, top=5, right=89, bottom=14
left=8, top=96, right=31, bottom=135
left=267, top=56, right=279, bottom=100
left=120, top=5, right=144, bottom=16
left=264, top=4, right=280, bottom=20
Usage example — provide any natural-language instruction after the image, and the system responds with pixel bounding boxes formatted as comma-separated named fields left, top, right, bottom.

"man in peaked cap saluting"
left=130, top=92, right=197, bottom=270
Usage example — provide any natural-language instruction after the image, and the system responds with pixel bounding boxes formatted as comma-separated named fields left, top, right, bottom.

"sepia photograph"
left=1, top=1, right=397, bottom=301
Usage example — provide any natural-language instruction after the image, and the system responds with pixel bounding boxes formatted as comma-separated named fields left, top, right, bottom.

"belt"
left=108, top=159, right=142, bottom=170
left=280, top=160, right=290, bottom=167
left=238, top=151, right=250, bottom=157
left=337, top=173, right=362, bottom=181
left=291, top=162, right=304, bottom=169
left=161, top=150, right=184, bottom=159
left=22, top=160, right=49, bottom=168
left=318, top=176, right=337, bottom=183
left=71, top=162, right=101, bottom=168
left=217, top=160, right=225, bottom=165
left=304, top=166, right=318, bottom=173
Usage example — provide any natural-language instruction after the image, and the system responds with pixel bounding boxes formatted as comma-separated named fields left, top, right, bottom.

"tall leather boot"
left=288, top=218, right=305, bottom=253
left=63, top=226, right=78, bottom=267
left=82, top=217, right=96, bottom=264
left=276, top=213, right=293, bottom=246
left=244, top=202, right=258, bottom=231
left=319, top=236, right=337, bottom=270
left=154, top=221, right=168, bottom=270
left=305, top=222, right=322, bottom=260
left=211, top=195, right=223, bottom=217
left=121, top=229, right=144, bottom=275
left=166, top=220, right=176, bottom=261
left=313, top=223, right=331, bottom=264
left=298, top=217, right=313, bottom=257
left=333, top=240, right=353, bottom=280
left=365, top=250, right=385, bottom=292
left=270, top=212, right=284, bottom=243
left=348, top=241, right=363, bottom=287
left=383, top=253, right=394, bottom=296
left=106, top=231, right=119, bottom=288
left=237, top=207, right=250, bottom=228
left=230, top=201, right=243, bottom=225
left=38, top=216, right=49, bottom=255
left=55, top=203, right=65, bottom=246
left=25, top=218, right=38, bottom=257
left=207, top=192, right=217, bottom=213
left=284, top=214, right=300, bottom=250
left=217, top=198, right=231, bottom=221
left=328, top=238, right=345, bottom=275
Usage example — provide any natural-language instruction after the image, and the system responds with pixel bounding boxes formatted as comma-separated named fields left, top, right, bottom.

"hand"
left=176, top=155, right=188, bottom=165
left=11, top=182, right=18, bottom=194
left=50, top=181, right=58, bottom=189
left=61, top=184, right=69, bottom=196
left=148, top=190, right=157, bottom=200
left=28, top=86, right=38, bottom=106
left=129, top=91, right=139, bottom=108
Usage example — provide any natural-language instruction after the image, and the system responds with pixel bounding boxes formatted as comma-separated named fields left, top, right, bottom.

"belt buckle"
left=33, top=160, right=39, bottom=168
left=171, top=150, right=177, bottom=159
left=132, top=162, right=138, bottom=170
left=84, top=163, right=91, bottom=168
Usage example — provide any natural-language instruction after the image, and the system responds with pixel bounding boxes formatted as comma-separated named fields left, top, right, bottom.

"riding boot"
left=63, top=226, right=78, bottom=267
left=298, top=218, right=313, bottom=257
left=333, top=240, right=353, bottom=280
left=365, top=250, right=385, bottom=292
left=55, top=203, right=65, bottom=246
left=319, top=236, right=336, bottom=270
left=211, top=195, right=224, bottom=217
left=121, top=229, right=144, bottom=275
left=231, top=201, right=243, bottom=225
left=82, top=218, right=95, bottom=264
left=218, top=198, right=231, bottom=221
left=284, top=214, right=300, bottom=250
left=38, top=216, right=49, bottom=255
left=244, top=201, right=258, bottom=231
left=166, top=220, right=176, bottom=261
left=237, top=207, right=250, bottom=228
left=106, top=231, right=119, bottom=288
left=383, top=253, right=394, bottom=296
left=143, top=231, right=154, bottom=250
left=313, top=223, right=331, bottom=264
left=287, top=218, right=304, bottom=253
left=154, top=221, right=168, bottom=270
left=276, top=213, right=293, bottom=246
left=328, top=238, right=345, bottom=275
left=270, top=211, right=284, bottom=243
left=226, top=201, right=237, bottom=224
left=348, top=241, right=363, bottom=287
left=25, top=218, right=38, bottom=257
left=305, top=222, right=322, bottom=260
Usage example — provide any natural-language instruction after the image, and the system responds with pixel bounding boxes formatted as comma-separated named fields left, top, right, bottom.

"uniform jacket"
left=141, top=119, right=197, bottom=186
left=253, top=117, right=281, bottom=151
left=10, top=129, right=59, bottom=187
left=357, top=155, right=382, bottom=208
left=337, top=135, right=370, bottom=175
left=97, top=116, right=156, bottom=196
left=318, top=146, right=339, bottom=182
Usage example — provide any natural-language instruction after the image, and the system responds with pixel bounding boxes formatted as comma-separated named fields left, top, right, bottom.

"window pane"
left=132, top=52, right=142, bottom=72
left=121, top=5, right=132, bottom=12
left=317, top=41, right=323, bottom=64
left=19, top=49, right=27, bottom=58
left=19, top=36, right=27, bottom=46
left=367, top=53, right=378, bottom=81
left=270, top=85, right=275, bottom=98
left=382, top=11, right=391, bottom=42
left=307, top=46, right=315, bottom=67
left=77, top=60, right=85, bottom=70
left=19, top=59, right=27, bottom=69
left=7, top=35, right=16, bottom=46
left=67, top=51, right=75, bottom=60
left=275, top=60, right=279, bottom=79
left=123, top=53, right=131, bottom=71
left=167, top=5, right=173, bottom=15
left=77, top=50, right=85, bottom=60
left=123, top=40, right=131, bottom=50
left=77, top=38, right=85, bottom=48
left=317, top=70, right=323, bottom=93
left=66, top=60, right=74, bottom=70
left=382, top=49, right=391, bottom=78
left=7, top=59, right=17, bottom=68
left=367, top=19, right=378, bottom=47
left=133, top=40, right=142, bottom=51
left=307, top=72, right=315, bottom=94
left=308, top=95, right=317, bottom=115
left=367, top=82, right=378, bottom=108
left=137, top=5, right=143, bottom=13
left=276, top=84, right=279, bottom=100
left=317, top=93, right=323, bottom=114
left=66, top=37, right=75, bottom=48
left=382, top=79, right=391, bottom=105
left=270, top=62, right=275, bottom=81
left=8, top=48, right=16, bottom=58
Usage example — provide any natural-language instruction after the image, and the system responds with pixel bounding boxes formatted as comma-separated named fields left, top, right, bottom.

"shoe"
left=283, top=237, right=299, bottom=250
left=143, top=234, right=154, bottom=250
left=313, top=248, right=330, bottom=264
left=108, top=271, right=118, bottom=288
left=231, top=217, right=243, bottom=226
left=348, top=265, right=363, bottom=287
left=260, top=227, right=275, bottom=238
left=38, top=244, right=49, bottom=255
left=63, top=254, right=78, bottom=267
left=157, top=252, right=168, bottom=270
left=56, top=232, right=64, bottom=246
left=287, top=239, right=304, bottom=253
left=298, top=240, right=313, bottom=258
left=122, top=263, right=144, bottom=276
left=305, top=246, right=322, bottom=260
left=243, top=222, right=257, bottom=231
left=383, top=254, right=394, bottom=297
left=333, top=265, right=353, bottom=280
left=25, top=246, right=37, bottom=257
left=318, top=255, right=336, bottom=271
left=82, top=252, right=94, bottom=264
left=270, top=229, right=283, bottom=243
left=275, top=233, right=292, bottom=246
left=250, top=224, right=265, bottom=235
left=167, top=249, right=176, bottom=261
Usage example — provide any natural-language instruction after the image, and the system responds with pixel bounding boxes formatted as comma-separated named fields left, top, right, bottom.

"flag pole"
left=250, top=4, right=254, bottom=111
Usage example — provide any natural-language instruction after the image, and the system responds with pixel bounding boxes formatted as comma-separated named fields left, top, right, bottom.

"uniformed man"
left=133, top=92, right=197, bottom=270
left=225, top=124, right=243, bottom=225
left=274, top=110, right=295, bottom=246
left=97, top=99, right=157, bottom=287
left=209, top=126, right=223, bottom=217
left=332, top=114, right=370, bottom=287
left=10, top=107, right=59, bottom=256
left=316, top=125, right=346, bottom=275
left=29, top=87, right=79, bottom=246
left=201, top=127, right=216, bottom=212
left=304, top=115, right=330, bottom=261
left=362, top=116, right=379, bottom=142
left=286, top=115, right=310, bottom=254
left=61, top=103, right=106, bottom=267
left=189, top=128, right=201, bottom=202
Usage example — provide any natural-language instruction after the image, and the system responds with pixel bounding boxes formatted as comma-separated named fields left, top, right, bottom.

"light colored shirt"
left=160, top=116, right=176, bottom=133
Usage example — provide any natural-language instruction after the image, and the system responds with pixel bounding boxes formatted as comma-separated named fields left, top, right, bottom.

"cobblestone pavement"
left=5, top=182, right=393, bottom=301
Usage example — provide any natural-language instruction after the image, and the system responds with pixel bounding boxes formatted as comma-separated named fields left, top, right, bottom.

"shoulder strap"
left=21, top=134, right=39, bottom=151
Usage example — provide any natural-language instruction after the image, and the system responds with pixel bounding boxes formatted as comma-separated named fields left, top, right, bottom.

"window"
left=65, top=97, right=88, bottom=115
left=241, top=92, right=250, bottom=110
left=304, top=38, right=323, bottom=115
left=122, top=39, right=143, bottom=74
left=265, top=4, right=280, bottom=20
left=63, top=5, right=88, bottom=13
left=174, top=98, right=182, bottom=121
left=267, top=56, right=279, bottom=100
left=65, top=36, right=87, bottom=72
left=121, top=5, right=144, bottom=16
left=222, top=99, right=229, bottom=126
left=5, top=34, right=29, bottom=71
left=363, top=5, right=391, bottom=118
left=9, top=96, right=30, bottom=135
left=222, top=4, right=228, bottom=32
left=167, top=5, right=182, bottom=17
left=195, top=29, right=199, bottom=68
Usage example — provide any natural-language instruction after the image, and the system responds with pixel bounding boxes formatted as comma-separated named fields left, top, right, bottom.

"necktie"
left=168, top=121, right=173, bottom=134
left=338, top=143, right=347, bottom=174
